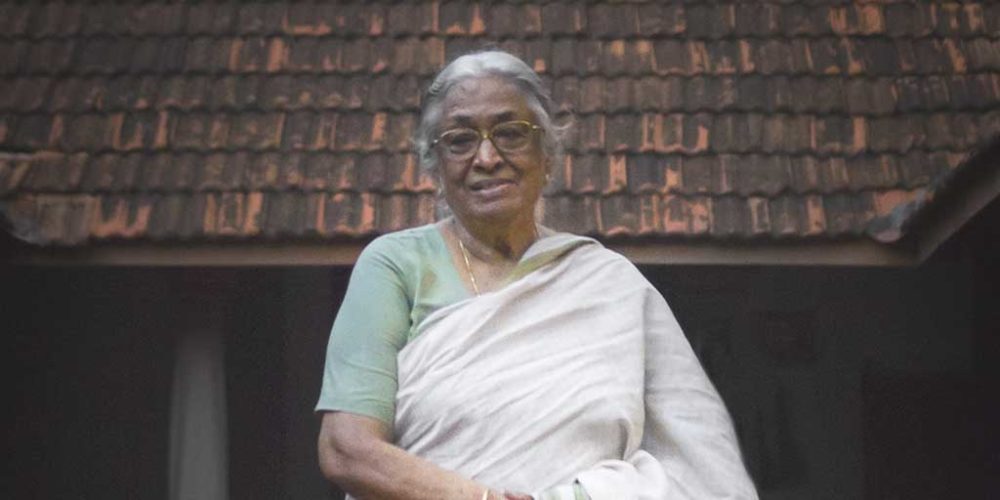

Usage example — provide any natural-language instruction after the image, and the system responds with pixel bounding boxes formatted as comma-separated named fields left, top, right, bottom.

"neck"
left=452, top=213, right=538, bottom=262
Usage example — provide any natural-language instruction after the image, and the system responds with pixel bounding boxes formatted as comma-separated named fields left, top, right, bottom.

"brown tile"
left=30, top=2, right=81, bottom=36
left=80, top=4, right=126, bottom=35
left=710, top=196, right=750, bottom=237
left=911, top=39, right=952, bottom=74
left=551, top=76, right=579, bottom=113
left=386, top=112, right=417, bottom=152
left=209, top=75, right=261, bottom=110
left=705, top=41, right=741, bottom=75
left=684, top=4, right=734, bottom=38
left=195, top=153, right=243, bottom=191
left=638, top=3, right=685, bottom=36
left=20, top=152, right=83, bottom=192
left=358, top=153, right=391, bottom=192
left=549, top=38, right=577, bottom=76
left=567, top=154, right=604, bottom=194
left=185, top=3, right=235, bottom=34
left=756, top=40, right=796, bottom=75
left=228, top=113, right=284, bottom=150
left=543, top=196, right=599, bottom=235
left=782, top=4, right=830, bottom=36
left=868, top=116, right=926, bottom=153
left=1, top=77, right=50, bottom=112
left=884, top=3, right=931, bottom=37
left=387, top=153, right=435, bottom=193
left=767, top=195, right=806, bottom=237
left=113, top=112, right=160, bottom=151
left=575, top=114, right=605, bottom=153
left=0, top=41, right=27, bottom=75
left=586, top=4, right=639, bottom=38
left=745, top=196, right=772, bottom=235
left=652, top=40, right=689, bottom=76
left=440, top=1, right=487, bottom=35
left=541, top=2, right=586, bottom=35
left=602, top=78, right=632, bottom=113
left=282, top=111, right=316, bottom=151
left=252, top=152, right=303, bottom=190
left=27, top=194, right=97, bottom=244
left=332, top=113, right=371, bottom=152
left=171, top=113, right=214, bottom=150
left=225, top=37, right=267, bottom=73
left=812, top=116, right=853, bottom=154
left=762, top=115, right=812, bottom=153
left=625, top=154, right=665, bottom=194
left=0, top=155, right=29, bottom=195
left=680, top=156, right=720, bottom=195
left=845, top=155, right=900, bottom=190
left=599, top=194, right=640, bottom=237
left=27, top=40, right=76, bottom=74
left=343, top=75, right=374, bottom=110
left=821, top=193, right=865, bottom=235
left=236, top=3, right=285, bottom=35
left=985, top=4, right=1000, bottom=34
left=725, top=154, right=792, bottom=196
left=685, top=113, right=713, bottom=154
left=808, top=38, right=849, bottom=75
left=388, top=2, right=438, bottom=36
left=303, top=153, right=354, bottom=191
left=342, top=38, right=374, bottom=74
left=816, top=157, right=851, bottom=193
left=59, top=114, right=116, bottom=151
left=125, top=3, right=185, bottom=35
left=135, top=154, right=170, bottom=191
left=964, top=39, right=1000, bottom=71
left=108, top=75, right=160, bottom=111
left=844, top=78, right=896, bottom=115
left=259, top=74, right=295, bottom=109
left=163, top=153, right=200, bottom=190
left=145, top=193, right=195, bottom=239
left=671, top=195, right=713, bottom=235
left=734, top=3, right=781, bottom=36
left=575, top=40, right=604, bottom=75
left=638, top=76, right=684, bottom=112
left=1, top=4, right=31, bottom=36
left=605, top=153, right=629, bottom=193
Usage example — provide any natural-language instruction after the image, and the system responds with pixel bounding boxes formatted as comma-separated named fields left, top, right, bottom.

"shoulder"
left=357, top=224, right=443, bottom=267
left=562, top=237, right=653, bottom=287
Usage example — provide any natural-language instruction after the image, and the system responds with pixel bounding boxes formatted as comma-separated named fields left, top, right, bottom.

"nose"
left=471, top=135, right=503, bottom=171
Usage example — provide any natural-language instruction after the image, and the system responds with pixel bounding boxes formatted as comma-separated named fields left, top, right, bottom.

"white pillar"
left=168, top=326, right=228, bottom=500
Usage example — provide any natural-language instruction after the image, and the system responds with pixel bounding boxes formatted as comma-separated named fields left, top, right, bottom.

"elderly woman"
left=316, top=50, right=757, bottom=500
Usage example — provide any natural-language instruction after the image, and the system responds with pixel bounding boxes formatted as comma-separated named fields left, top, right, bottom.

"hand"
left=501, top=493, right=533, bottom=500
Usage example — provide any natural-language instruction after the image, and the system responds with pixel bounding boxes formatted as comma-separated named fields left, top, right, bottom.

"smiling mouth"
left=468, top=178, right=516, bottom=191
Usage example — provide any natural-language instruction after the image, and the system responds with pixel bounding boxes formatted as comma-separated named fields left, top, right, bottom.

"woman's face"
left=436, top=76, right=547, bottom=226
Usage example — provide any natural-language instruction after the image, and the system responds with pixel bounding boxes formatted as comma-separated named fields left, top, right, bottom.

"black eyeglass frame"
left=431, top=120, right=543, bottom=161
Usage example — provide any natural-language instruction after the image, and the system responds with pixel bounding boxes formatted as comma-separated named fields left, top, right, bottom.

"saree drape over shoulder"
left=392, top=236, right=758, bottom=500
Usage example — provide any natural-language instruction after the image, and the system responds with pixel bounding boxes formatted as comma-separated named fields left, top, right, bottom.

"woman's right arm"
left=318, top=411, right=491, bottom=500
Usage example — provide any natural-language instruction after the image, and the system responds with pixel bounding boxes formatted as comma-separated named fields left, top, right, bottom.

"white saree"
left=392, top=235, right=758, bottom=499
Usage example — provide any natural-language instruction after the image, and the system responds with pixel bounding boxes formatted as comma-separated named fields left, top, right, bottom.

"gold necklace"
left=454, top=222, right=541, bottom=297
left=457, top=236, right=481, bottom=296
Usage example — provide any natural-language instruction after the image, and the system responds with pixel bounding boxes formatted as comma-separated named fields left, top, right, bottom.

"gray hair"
left=414, top=50, right=566, bottom=178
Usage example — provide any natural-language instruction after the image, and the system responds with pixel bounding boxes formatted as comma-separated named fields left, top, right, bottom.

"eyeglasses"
left=432, top=120, right=542, bottom=161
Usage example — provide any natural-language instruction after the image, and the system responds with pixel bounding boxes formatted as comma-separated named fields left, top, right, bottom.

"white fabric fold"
left=392, top=239, right=758, bottom=499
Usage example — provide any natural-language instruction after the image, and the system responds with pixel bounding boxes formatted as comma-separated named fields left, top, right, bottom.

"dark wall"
left=3, top=241, right=995, bottom=499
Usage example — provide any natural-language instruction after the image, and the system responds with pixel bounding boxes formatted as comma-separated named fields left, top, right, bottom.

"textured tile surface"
left=0, top=1, right=998, bottom=246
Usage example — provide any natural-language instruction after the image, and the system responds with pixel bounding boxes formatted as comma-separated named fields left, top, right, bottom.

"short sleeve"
left=315, top=237, right=413, bottom=425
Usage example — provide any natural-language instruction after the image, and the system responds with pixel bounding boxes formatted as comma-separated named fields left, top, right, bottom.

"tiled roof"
left=1, top=1, right=998, bottom=246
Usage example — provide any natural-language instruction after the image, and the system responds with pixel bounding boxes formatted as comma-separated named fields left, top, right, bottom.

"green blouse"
left=316, top=224, right=470, bottom=424
left=316, top=223, right=593, bottom=424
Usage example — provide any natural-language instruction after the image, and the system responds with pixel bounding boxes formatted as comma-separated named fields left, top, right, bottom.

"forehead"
left=440, top=76, right=535, bottom=126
